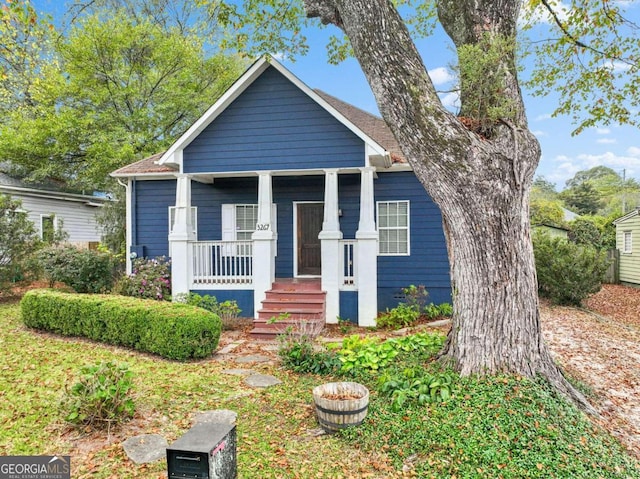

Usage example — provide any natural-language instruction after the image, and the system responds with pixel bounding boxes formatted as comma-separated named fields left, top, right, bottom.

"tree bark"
left=304, top=0, right=594, bottom=412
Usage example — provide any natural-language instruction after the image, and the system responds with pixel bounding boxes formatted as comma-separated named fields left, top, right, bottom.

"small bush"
left=277, top=320, right=340, bottom=375
left=174, top=292, right=241, bottom=330
left=37, top=244, right=116, bottom=293
left=377, top=303, right=420, bottom=329
left=0, top=194, right=39, bottom=294
left=116, top=256, right=171, bottom=300
left=62, top=362, right=134, bottom=429
left=21, top=289, right=221, bottom=360
left=424, top=302, right=453, bottom=319
left=533, top=232, right=609, bottom=306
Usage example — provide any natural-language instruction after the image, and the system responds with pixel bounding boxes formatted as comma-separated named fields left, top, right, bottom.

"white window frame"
left=168, top=206, right=197, bottom=238
left=623, top=230, right=632, bottom=254
left=376, top=200, right=410, bottom=256
left=40, top=214, right=56, bottom=242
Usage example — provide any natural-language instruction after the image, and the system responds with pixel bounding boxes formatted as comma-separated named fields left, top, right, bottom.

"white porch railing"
left=340, top=240, right=357, bottom=288
left=192, top=241, right=253, bottom=285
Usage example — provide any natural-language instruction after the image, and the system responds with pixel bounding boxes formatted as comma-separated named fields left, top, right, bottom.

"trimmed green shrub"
left=533, top=232, right=609, bottom=306
left=21, top=289, right=221, bottom=360
left=37, top=244, right=116, bottom=293
left=62, top=362, right=135, bottom=429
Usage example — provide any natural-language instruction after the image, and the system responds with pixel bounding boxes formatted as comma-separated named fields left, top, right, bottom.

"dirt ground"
left=542, top=284, right=640, bottom=458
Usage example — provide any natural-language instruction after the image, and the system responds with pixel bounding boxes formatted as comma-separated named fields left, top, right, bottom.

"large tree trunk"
left=304, top=0, right=594, bottom=412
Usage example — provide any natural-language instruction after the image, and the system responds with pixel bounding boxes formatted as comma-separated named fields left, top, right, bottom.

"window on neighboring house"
left=623, top=231, right=632, bottom=253
left=40, top=214, right=55, bottom=243
left=377, top=200, right=410, bottom=255
left=168, top=206, right=198, bottom=238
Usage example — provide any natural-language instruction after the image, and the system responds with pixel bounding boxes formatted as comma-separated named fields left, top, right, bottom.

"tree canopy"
left=0, top=0, right=245, bottom=190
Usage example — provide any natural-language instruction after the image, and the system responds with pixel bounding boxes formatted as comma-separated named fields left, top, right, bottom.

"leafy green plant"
left=533, top=231, right=609, bottom=305
left=36, top=244, right=117, bottom=293
left=115, top=256, right=171, bottom=300
left=337, top=333, right=445, bottom=375
left=277, top=321, right=340, bottom=375
left=337, top=317, right=353, bottom=334
left=402, top=284, right=428, bottom=311
left=424, top=302, right=453, bottom=319
left=62, top=362, right=135, bottom=429
left=378, top=368, right=457, bottom=411
left=0, top=194, right=38, bottom=293
left=268, top=311, right=291, bottom=324
left=174, top=292, right=241, bottom=330
left=376, top=303, right=420, bottom=329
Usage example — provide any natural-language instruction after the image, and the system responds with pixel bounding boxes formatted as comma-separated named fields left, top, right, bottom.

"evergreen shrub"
left=533, top=232, right=609, bottom=306
left=21, top=289, right=221, bottom=360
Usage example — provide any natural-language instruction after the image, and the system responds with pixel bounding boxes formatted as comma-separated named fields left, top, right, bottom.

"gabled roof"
left=313, top=90, right=405, bottom=163
left=613, top=207, right=640, bottom=225
left=112, top=55, right=407, bottom=178
left=111, top=152, right=177, bottom=178
left=157, top=55, right=390, bottom=169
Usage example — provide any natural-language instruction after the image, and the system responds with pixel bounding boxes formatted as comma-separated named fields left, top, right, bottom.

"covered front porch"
left=168, top=167, right=380, bottom=326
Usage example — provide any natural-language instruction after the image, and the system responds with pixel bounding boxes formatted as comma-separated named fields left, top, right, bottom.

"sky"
left=31, top=0, right=640, bottom=191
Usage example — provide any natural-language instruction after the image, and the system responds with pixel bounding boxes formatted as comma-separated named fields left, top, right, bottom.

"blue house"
left=112, top=55, right=450, bottom=335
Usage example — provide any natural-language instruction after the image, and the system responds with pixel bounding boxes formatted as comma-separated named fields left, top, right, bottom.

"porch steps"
left=250, top=279, right=326, bottom=340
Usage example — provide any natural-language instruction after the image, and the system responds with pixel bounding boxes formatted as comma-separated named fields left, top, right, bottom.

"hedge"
left=20, top=290, right=222, bottom=360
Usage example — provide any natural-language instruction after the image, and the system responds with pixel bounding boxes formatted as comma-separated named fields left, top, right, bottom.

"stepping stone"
left=122, top=434, right=167, bottom=464
left=235, top=354, right=271, bottom=364
left=244, top=374, right=282, bottom=388
left=218, top=341, right=246, bottom=355
left=193, top=409, right=237, bottom=425
left=261, top=344, right=280, bottom=352
left=222, top=368, right=255, bottom=376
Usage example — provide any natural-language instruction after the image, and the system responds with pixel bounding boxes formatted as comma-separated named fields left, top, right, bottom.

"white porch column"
left=169, top=174, right=195, bottom=298
left=356, top=166, right=378, bottom=326
left=252, top=172, right=276, bottom=317
left=319, top=169, right=342, bottom=324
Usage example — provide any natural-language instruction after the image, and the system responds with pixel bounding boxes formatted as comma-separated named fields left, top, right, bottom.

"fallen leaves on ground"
left=541, top=284, right=640, bottom=458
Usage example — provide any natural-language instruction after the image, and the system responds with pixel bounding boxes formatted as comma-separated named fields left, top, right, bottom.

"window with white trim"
left=168, top=206, right=197, bottom=238
left=40, top=214, right=56, bottom=243
left=623, top=231, right=632, bottom=253
left=377, top=200, right=410, bottom=255
left=235, top=205, right=258, bottom=240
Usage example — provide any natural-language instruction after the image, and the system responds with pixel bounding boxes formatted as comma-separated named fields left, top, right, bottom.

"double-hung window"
left=623, top=231, right=632, bottom=254
left=377, top=200, right=410, bottom=255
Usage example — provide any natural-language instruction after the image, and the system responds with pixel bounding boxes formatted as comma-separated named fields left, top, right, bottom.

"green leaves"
left=521, top=0, right=640, bottom=133
left=62, top=361, right=135, bottom=428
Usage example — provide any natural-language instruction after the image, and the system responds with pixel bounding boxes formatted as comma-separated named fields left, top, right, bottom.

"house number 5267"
left=256, top=223, right=270, bottom=230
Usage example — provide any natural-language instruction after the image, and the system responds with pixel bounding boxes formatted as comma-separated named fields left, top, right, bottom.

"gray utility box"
left=167, top=422, right=237, bottom=479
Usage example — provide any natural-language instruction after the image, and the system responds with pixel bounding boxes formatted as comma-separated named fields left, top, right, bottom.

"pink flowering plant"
left=116, top=256, right=171, bottom=300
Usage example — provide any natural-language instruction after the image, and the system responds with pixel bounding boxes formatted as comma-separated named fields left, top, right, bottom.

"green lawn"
left=1, top=300, right=639, bottom=478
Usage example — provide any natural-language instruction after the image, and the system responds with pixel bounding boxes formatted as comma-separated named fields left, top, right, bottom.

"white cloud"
left=531, top=130, right=547, bottom=137
left=628, top=146, right=640, bottom=157
left=535, top=113, right=552, bottom=121
left=596, top=128, right=611, bottom=135
left=546, top=151, right=640, bottom=185
left=597, top=138, right=617, bottom=144
left=429, top=67, right=455, bottom=86
left=521, top=0, right=570, bottom=25
left=440, top=91, right=460, bottom=110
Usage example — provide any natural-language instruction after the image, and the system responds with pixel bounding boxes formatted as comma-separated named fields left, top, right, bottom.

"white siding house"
left=0, top=173, right=107, bottom=247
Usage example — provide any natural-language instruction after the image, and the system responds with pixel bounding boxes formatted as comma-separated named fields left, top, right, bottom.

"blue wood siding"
left=375, top=171, right=451, bottom=307
left=191, top=289, right=254, bottom=318
left=183, top=66, right=365, bottom=173
left=133, top=179, right=175, bottom=258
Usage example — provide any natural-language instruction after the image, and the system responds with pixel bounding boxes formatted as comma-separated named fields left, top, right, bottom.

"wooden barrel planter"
left=312, top=382, right=369, bottom=433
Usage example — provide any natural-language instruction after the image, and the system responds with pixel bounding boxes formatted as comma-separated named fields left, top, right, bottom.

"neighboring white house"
left=0, top=172, right=108, bottom=247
